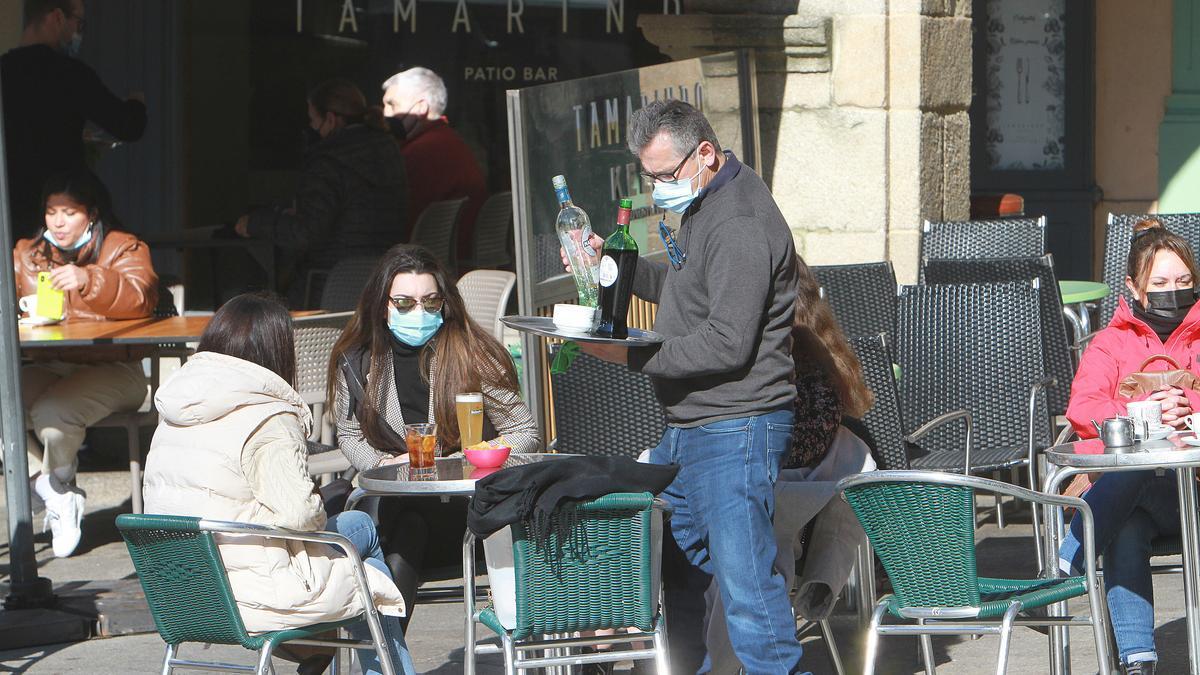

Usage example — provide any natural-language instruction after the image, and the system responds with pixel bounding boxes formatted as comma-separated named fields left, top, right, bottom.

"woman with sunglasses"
left=328, top=244, right=538, bottom=625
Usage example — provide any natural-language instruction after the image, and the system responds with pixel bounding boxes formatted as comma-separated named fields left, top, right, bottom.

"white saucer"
left=1182, top=436, right=1200, bottom=447
left=1143, top=425, right=1174, bottom=441
left=18, top=315, right=61, bottom=326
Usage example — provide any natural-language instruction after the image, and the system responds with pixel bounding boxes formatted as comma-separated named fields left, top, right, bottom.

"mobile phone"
left=36, top=272, right=65, bottom=320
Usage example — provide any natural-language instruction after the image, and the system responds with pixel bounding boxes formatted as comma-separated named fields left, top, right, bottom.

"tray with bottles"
left=500, top=315, right=666, bottom=345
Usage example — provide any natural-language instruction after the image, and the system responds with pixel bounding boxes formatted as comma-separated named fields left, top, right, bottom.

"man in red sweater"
left=382, top=67, right=486, bottom=259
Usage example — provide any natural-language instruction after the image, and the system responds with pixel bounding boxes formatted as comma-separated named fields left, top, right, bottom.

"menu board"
left=507, top=51, right=757, bottom=305
left=982, top=0, right=1068, bottom=170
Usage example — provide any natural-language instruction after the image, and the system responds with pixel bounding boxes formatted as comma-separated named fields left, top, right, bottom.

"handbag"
left=1117, top=354, right=1200, bottom=398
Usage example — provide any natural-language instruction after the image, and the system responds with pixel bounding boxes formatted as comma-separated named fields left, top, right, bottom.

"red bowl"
left=464, top=445, right=511, bottom=468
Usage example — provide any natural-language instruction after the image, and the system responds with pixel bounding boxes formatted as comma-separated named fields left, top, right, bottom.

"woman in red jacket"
left=1059, top=218, right=1200, bottom=675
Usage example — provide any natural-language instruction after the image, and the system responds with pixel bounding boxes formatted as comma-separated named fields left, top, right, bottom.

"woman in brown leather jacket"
left=13, top=168, right=158, bottom=558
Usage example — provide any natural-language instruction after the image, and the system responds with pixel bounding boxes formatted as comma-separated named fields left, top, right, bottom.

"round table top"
left=357, top=452, right=569, bottom=497
left=1045, top=434, right=1200, bottom=469
left=1058, top=280, right=1110, bottom=304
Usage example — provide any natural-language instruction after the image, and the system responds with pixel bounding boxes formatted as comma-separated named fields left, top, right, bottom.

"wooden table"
left=19, top=311, right=326, bottom=348
left=19, top=316, right=215, bottom=348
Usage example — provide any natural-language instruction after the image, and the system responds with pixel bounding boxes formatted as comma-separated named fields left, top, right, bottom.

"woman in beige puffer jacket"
left=142, top=293, right=415, bottom=675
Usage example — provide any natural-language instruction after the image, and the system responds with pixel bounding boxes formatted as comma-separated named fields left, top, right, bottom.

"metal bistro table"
left=352, top=453, right=573, bottom=674
left=1042, top=435, right=1200, bottom=674
left=1058, top=280, right=1110, bottom=342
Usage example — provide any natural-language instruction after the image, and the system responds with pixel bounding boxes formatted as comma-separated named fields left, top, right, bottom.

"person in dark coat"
left=236, top=78, right=409, bottom=307
left=1, top=0, right=147, bottom=239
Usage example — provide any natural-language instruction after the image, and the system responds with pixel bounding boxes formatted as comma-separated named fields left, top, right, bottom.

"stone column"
left=639, top=0, right=972, bottom=283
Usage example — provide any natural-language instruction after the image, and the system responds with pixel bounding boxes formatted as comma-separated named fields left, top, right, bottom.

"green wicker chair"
left=836, top=471, right=1112, bottom=675
left=116, top=513, right=398, bottom=675
left=463, top=492, right=669, bottom=674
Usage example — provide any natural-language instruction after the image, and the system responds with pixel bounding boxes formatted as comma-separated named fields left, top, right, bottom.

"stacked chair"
left=919, top=216, right=1047, bottom=272
left=923, top=254, right=1074, bottom=418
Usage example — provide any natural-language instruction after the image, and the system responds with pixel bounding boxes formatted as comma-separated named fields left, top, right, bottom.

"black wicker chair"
left=811, top=261, right=897, bottom=342
left=897, top=282, right=1055, bottom=540
left=549, top=349, right=666, bottom=459
left=919, top=217, right=1046, bottom=281
left=317, top=256, right=380, bottom=312
left=924, top=255, right=1074, bottom=417
left=1100, top=213, right=1200, bottom=326
left=848, top=334, right=908, bottom=472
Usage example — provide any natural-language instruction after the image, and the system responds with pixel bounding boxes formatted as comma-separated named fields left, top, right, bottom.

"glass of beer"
left=456, top=392, right=484, bottom=449
left=405, top=423, right=438, bottom=475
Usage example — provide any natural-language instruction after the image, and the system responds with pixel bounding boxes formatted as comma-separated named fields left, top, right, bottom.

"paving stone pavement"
left=0, top=467, right=1192, bottom=673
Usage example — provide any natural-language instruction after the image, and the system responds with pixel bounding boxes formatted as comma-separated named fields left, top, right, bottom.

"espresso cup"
left=1126, top=400, right=1164, bottom=430
left=17, top=294, right=35, bottom=314
left=1186, top=412, right=1200, bottom=435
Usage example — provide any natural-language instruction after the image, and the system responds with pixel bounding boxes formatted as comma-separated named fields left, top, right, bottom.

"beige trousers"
left=23, top=360, right=148, bottom=478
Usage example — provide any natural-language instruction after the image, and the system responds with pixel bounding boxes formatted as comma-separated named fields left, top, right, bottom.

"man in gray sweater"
left=574, top=100, right=803, bottom=673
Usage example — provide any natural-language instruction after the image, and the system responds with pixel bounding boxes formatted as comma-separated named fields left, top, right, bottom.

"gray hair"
left=627, top=100, right=721, bottom=158
left=381, top=67, right=448, bottom=116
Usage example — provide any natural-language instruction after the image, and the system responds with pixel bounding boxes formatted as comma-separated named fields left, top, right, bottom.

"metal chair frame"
left=117, top=515, right=397, bottom=675
left=838, top=470, right=1112, bottom=675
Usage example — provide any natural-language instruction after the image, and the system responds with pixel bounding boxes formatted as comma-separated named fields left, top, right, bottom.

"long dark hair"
left=328, top=244, right=519, bottom=450
left=198, top=293, right=297, bottom=386
left=792, top=255, right=873, bottom=417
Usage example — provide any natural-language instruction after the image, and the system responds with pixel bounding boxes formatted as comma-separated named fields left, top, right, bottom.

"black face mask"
left=387, top=116, right=410, bottom=141
left=1144, top=287, right=1198, bottom=318
left=301, top=126, right=322, bottom=150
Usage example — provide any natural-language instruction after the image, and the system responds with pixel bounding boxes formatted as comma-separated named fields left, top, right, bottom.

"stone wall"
left=640, top=0, right=972, bottom=283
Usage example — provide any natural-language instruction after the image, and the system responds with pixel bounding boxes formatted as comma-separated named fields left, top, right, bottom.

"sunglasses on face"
left=639, top=144, right=699, bottom=183
left=388, top=294, right=444, bottom=313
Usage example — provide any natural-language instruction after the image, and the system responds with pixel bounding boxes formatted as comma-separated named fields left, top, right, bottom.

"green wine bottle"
left=597, top=198, right=639, bottom=339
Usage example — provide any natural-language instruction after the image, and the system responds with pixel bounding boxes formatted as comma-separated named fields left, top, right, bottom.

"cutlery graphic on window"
left=1016, top=58, right=1024, bottom=104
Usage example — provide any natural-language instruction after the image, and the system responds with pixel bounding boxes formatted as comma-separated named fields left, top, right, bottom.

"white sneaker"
left=43, top=489, right=85, bottom=558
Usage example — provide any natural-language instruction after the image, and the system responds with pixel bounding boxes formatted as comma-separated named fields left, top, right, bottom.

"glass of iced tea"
left=455, top=392, right=484, bottom=449
left=405, top=423, right=438, bottom=475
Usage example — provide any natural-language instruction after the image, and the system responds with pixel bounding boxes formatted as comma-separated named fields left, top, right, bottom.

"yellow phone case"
left=36, top=272, right=65, bottom=320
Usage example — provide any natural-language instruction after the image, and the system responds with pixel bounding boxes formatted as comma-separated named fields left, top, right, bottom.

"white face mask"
left=651, top=156, right=704, bottom=214
left=43, top=222, right=93, bottom=250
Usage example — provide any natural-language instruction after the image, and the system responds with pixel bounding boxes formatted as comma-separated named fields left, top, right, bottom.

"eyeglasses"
left=389, top=294, right=444, bottom=313
left=66, top=11, right=85, bottom=30
left=639, top=144, right=699, bottom=183
left=658, top=220, right=687, bottom=271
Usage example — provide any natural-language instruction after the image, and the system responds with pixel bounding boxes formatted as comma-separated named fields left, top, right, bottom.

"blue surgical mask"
left=652, top=157, right=704, bottom=214
left=65, top=32, right=82, bottom=58
left=42, top=222, right=93, bottom=251
left=387, top=306, right=443, bottom=346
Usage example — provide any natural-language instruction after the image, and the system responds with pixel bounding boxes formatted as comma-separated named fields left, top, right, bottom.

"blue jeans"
left=326, top=511, right=418, bottom=675
left=1058, top=471, right=1180, bottom=666
left=649, top=408, right=806, bottom=675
